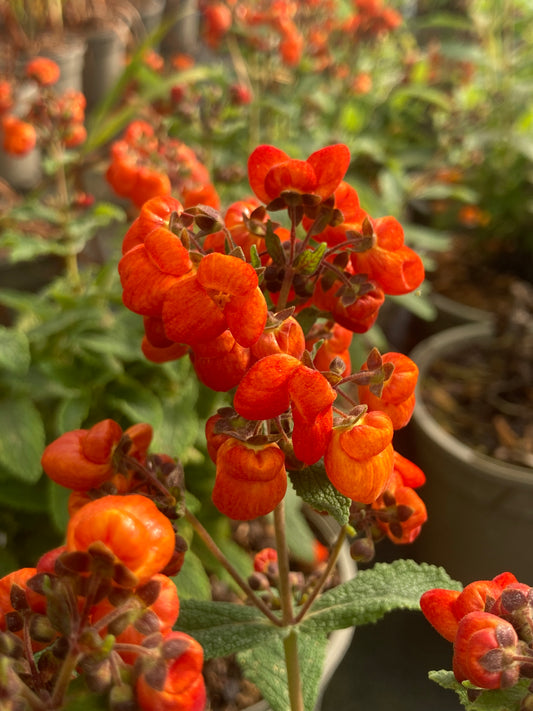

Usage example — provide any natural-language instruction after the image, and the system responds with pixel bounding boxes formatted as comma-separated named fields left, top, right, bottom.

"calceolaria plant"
left=0, top=141, right=463, bottom=711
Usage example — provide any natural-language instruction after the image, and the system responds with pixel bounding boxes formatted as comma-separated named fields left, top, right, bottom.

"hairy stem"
left=184, top=509, right=282, bottom=626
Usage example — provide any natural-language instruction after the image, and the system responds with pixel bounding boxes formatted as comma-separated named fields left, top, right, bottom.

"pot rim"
left=411, top=321, right=533, bottom=487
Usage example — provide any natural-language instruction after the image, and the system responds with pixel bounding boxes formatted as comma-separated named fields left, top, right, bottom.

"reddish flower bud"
left=202, top=3, right=232, bottom=48
left=136, top=631, right=206, bottom=711
left=212, top=439, right=287, bottom=520
left=253, top=548, right=278, bottom=574
left=66, top=494, right=176, bottom=584
left=312, top=277, right=385, bottom=334
left=453, top=611, right=521, bottom=689
left=324, top=411, right=394, bottom=502
left=372, top=469, right=427, bottom=544
left=41, top=419, right=124, bottom=491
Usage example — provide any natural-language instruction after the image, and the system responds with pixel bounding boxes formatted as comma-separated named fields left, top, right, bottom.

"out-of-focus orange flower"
left=248, top=143, right=351, bottom=206
left=171, top=53, right=196, bottom=70
left=162, top=252, right=267, bottom=348
left=136, top=631, right=206, bottom=711
left=2, top=115, right=37, bottom=155
left=351, top=72, right=372, bottom=94
left=0, top=80, right=13, bottom=113
left=66, top=494, right=176, bottom=585
left=324, top=411, right=394, bottom=502
left=212, top=438, right=287, bottom=520
left=26, top=57, right=60, bottom=85
left=203, top=3, right=232, bottom=48
left=458, top=204, right=491, bottom=228
left=279, top=24, right=304, bottom=66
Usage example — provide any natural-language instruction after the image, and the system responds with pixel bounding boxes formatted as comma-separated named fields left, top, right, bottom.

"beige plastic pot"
left=409, top=321, right=533, bottom=586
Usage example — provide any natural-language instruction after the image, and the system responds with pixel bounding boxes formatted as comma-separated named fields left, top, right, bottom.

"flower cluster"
left=421, top=573, right=533, bottom=698
left=0, top=418, right=205, bottom=711
left=0, top=57, right=86, bottom=157
left=106, top=119, right=220, bottom=209
left=118, top=141, right=426, bottom=536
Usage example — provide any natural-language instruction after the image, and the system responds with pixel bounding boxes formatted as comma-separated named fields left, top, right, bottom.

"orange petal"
left=248, top=145, right=290, bottom=203
left=307, top=144, right=350, bottom=199
left=225, top=287, right=267, bottom=347
left=197, top=252, right=258, bottom=294
left=233, top=353, right=301, bottom=420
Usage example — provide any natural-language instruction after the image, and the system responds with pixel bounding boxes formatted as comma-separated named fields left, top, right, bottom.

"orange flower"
left=119, top=225, right=193, bottom=317
left=357, top=352, right=418, bottom=429
left=312, top=275, right=385, bottom=333
left=304, top=180, right=368, bottom=248
left=190, top=330, right=251, bottom=391
left=233, top=353, right=302, bottom=420
left=307, top=322, right=353, bottom=375
left=324, top=411, right=394, bottom=502
left=212, top=439, right=287, bottom=520
left=0, top=568, right=46, bottom=628
left=123, top=195, right=185, bottom=253
left=250, top=315, right=305, bottom=362
left=350, top=216, right=425, bottom=295
left=26, top=57, right=60, bottom=85
left=202, top=3, right=232, bottom=48
left=0, top=80, right=13, bottom=113
left=41, top=419, right=124, bottom=491
left=248, top=143, right=351, bottom=206
left=66, top=494, right=176, bottom=585
left=2, top=115, right=37, bottom=155
left=162, top=252, right=267, bottom=348
left=136, top=631, right=206, bottom=711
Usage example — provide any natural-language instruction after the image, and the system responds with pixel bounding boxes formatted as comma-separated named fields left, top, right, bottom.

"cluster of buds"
left=117, top=140, right=426, bottom=551
left=0, top=419, right=204, bottom=711
left=0, top=57, right=86, bottom=158
left=106, top=119, right=220, bottom=209
left=200, top=0, right=402, bottom=70
left=421, top=573, right=533, bottom=701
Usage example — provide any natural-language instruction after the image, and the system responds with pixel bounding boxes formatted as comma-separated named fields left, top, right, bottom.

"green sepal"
left=293, top=242, right=327, bottom=275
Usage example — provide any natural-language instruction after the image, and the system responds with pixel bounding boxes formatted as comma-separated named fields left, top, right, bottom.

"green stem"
left=184, top=509, right=282, bottom=626
left=273, top=501, right=304, bottom=711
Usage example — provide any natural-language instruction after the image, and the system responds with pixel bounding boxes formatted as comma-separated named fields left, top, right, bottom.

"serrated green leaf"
left=175, top=599, right=282, bottom=658
left=172, top=551, right=212, bottom=602
left=288, top=464, right=351, bottom=526
left=0, top=398, right=45, bottom=482
left=300, top=560, right=462, bottom=635
left=428, top=670, right=531, bottom=711
left=107, top=377, right=164, bottom=429
left=0, top=327, right=30, bottom=375
left=237, top=630, right=328, bottom=711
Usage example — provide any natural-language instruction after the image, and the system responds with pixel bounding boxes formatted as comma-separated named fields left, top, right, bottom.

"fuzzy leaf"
left=0, top=327, right=30, bottom=375
left=264, top=222, right=286, bottom=265
left=175, top=600, right=282, bottom=659
left=0, top=398, right=45, bottom=482
left=237, top=630, right=328, bottom=711
left=300, top=560, right=462, bottom=635
left=428, top=670, right=531, bottom=710
left=172, top=551, right=211, bottom=602
left=288, top=464, right=351, bottom=526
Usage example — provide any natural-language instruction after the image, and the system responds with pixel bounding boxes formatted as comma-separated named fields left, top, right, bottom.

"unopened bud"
left=143, top=659, right=167, bottom=691
left=134, top=610, right=160, bottom=636
left=248, top=573, right=270, bottom=591
left=350, top=537, right=375, bottom=563
left=29, top=614, right=56, bottom=643
left=136, top=580, right=162, bottom=608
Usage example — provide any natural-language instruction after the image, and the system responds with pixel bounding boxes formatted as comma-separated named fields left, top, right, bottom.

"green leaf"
left=48, top=479, right=72, bottom=533
left=0, top=398, right=45, bottom=482
left=0, top=477, right=49, bottom=512
left=0, top=327, right=30, bottom=376
left=288, top=464, right=351, bottom=526
left=293, top=242, right=327, bottom=275
left=54, top=393, right=91, bottom=434
left=283, top=487, right=315, bottom=564
left=300, top=560, right=462, bottom=635
left=237, top=630, right=328, bottom=711
left=106, top=377, right=164, bottom=429
left=428, top=670, right=531, bottom=710
left=264, top=222, right=286, bottom=266
left=172, top=551, right=212, bottom=602
left=175, top=600, right=282, bottom=659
